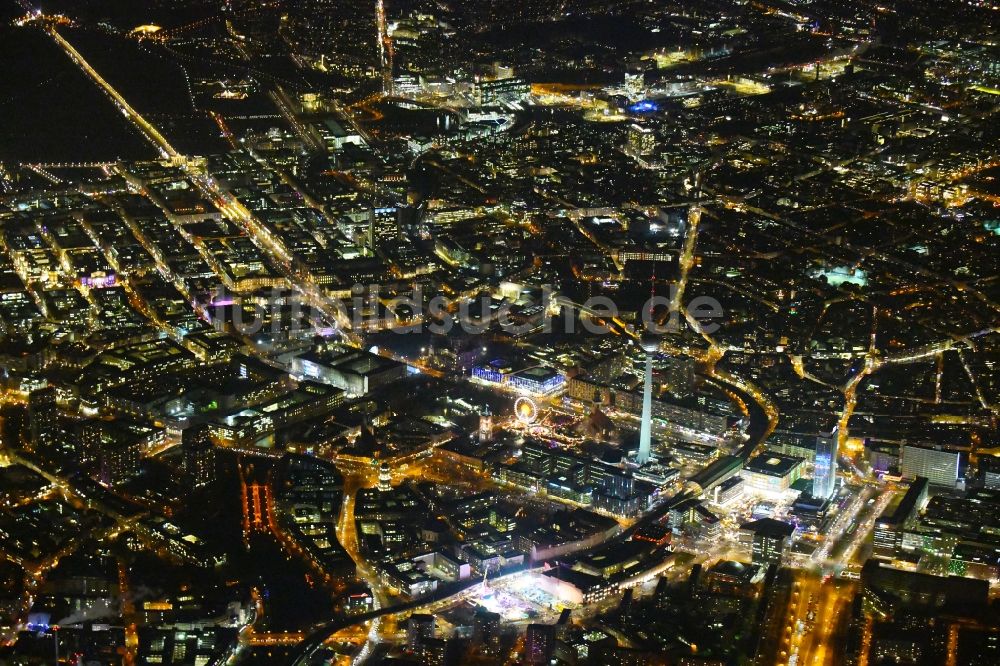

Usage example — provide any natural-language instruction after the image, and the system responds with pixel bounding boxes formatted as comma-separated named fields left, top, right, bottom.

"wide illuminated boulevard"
left=0, top=1, right=999, bottom=665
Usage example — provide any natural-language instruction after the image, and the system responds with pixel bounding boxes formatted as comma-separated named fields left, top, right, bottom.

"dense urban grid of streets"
left=1, top=0, right=1000, bottom=665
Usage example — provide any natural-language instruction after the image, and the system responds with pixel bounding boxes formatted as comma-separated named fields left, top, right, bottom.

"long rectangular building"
left=873, top=476, right=929, bottom=558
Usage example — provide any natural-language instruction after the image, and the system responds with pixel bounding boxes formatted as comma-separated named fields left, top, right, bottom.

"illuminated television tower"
left=636, top=334, right=659, bottom=465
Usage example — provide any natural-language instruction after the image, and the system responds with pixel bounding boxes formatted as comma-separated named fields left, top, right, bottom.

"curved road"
left=286, top=489, right=699, bottom=664
left=287, top=566, right=535, bottom=665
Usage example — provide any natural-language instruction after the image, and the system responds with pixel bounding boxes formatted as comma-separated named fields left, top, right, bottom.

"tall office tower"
left=366, top=207, right=375, bottom=254
left=624, top=71, right=645, bottom=99
left=872, top=477, right=928, bottom=558
left=741, top=518, right=795, bottom=566
left=183, top=425, right=217, bottom=488
left=524, top=624, right=557, bottom=665
left=636, top=335, right=659, bottom=465
left=406, top=614, right=436, bottom=653
left=473, top=607, right=502, bottom=656
left=27, top=387, right=59, bottom=454
left=376, top=0, right=392, bottom=95
left=812, top=429, right=839, bottom=499
left=74, top=420, right=103, bottom=468
left=99, top=439, right=140, bottom=487
left=626, top=123, right=657, bottom=156
left=981, top=456, right=1000, bottom=490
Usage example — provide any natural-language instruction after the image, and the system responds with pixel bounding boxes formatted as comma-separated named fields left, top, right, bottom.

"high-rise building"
left=421, top=637, right=456, bottom=666
left=99, top=440, right=140, bottom=487
left=657, top=355, right=695, bottom=396
left=626, top=124, right=657, bottom=157
left=981, top=456, right=1000, bottom=490
left=524, top=623, right=557, bottom=665
left=74, top=420, right=103, bottom=468
left=27, top=387, right=60, bottom=454
left=407, top=614, right=436, bottom=653
left=366, top=207, right=375, bottom=253
left=740, top=518, right=794, bottom=566
left=471, top=76, right=530, bottom=106
left=812, top=429, right=839, bottom=499
left=636, top=336, right=658, bottom=465
left=872, top=477, right=928, bottom=558
left=900, top=444, right=961, bottom=488
left=183, top=425, right=217, bottom=488
left=474, top=607, right=502, bottom=655
left=624, top=71, right=645, bottom=99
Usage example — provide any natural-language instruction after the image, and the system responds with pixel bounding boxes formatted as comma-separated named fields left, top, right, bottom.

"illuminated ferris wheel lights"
left=514, top=396, right=538, bottom=424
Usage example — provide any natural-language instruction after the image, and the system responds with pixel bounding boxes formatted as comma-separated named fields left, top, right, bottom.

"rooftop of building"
left=744, top=453, right=804, bottom=477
